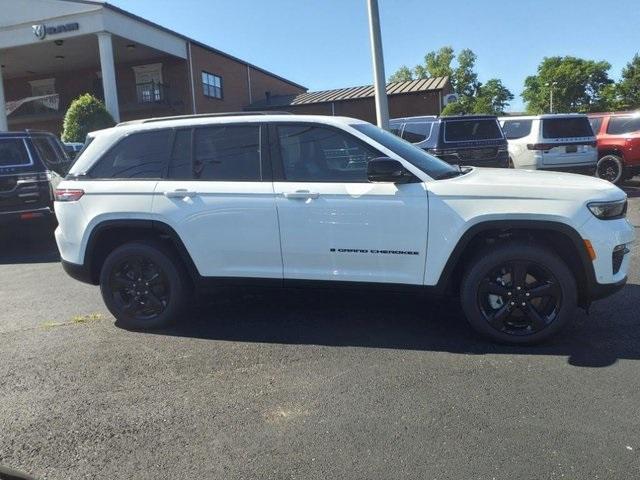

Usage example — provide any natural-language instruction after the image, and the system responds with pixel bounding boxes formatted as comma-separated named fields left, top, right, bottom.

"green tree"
left=388, top=65, right=414, bottom=83
left=62, top=94, right=115, bottom=143
left=522, top=56, right=613, bottom=114
left=616, top=53, right=640, bottom=109
left=452, top=48, right=480, bottom=98
left=416, top=46, right=454, bottom=81
left=473, top=78, right=514, bottom=115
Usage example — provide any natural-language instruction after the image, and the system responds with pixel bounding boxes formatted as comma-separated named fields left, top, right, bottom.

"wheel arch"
left=435, top=220, right=596, bottom=306
left=598, top=148, right=625, bottom=160
left=83, top=219, right=200, bottom=286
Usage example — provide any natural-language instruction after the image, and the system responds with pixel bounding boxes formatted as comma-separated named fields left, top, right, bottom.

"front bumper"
left=61, top=259, right=96, bottom=285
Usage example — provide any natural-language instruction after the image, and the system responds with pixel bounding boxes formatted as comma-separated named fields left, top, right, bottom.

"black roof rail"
left=116, top=111, right=293, bottom=127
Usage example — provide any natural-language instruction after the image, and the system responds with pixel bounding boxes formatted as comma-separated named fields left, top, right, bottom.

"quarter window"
left=502, top=120, right=532, bottom=140
left=89, top=130, right=170, bottom=179
left=606, top=116, right=640, bottom=135
left=277, top=125, right=380, bottom=182
left=193, top=125, right=261, bottom=181
left=202, top=71, right=223, bottom=99
left=589, top=117, right=603, bottom=135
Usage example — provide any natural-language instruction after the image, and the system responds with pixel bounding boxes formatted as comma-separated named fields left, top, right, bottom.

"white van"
left=499, top=114, right=597, bottom=174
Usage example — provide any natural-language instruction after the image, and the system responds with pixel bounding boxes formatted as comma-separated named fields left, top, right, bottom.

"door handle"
left=164, top=189, right=196, bottom=198
left=283, top=190, right=319, bottom=200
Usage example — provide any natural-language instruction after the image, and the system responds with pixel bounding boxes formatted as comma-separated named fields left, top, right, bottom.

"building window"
left=202, top=71, right=223, bottom=99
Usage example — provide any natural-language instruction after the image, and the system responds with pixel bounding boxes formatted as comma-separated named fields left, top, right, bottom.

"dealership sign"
left=32, top=22, right=79, bottom=40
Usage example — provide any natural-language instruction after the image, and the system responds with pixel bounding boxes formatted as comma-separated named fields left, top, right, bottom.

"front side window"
left=606, top=116, right=640, bottom=135
left=202, top=71, right=223, bottom=99
left=277, top=124, right=381, bottom=182
left=193, top=125, right=261, bottom=181
left=0, top=139, right=31, bottom=167
left=444, top=119, right=503, bottom=142
left=502, top=119, right=532, bottom=140
left=89, top=130, right=171, bottom=179
left=542, top=117, right=593, bottom=138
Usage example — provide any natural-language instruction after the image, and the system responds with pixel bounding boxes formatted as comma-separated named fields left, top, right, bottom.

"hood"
left=429, top=167, right=625, bottom=203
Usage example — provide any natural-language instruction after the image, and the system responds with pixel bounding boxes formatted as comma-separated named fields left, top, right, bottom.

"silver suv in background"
left=499, top=114, right=597, bottom=173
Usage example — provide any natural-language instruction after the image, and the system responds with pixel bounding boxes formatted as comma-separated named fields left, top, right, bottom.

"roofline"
left=58, top=0, right=307, bottom=91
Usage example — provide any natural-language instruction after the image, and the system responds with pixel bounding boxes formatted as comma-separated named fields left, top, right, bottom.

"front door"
left=153, top=124, right=282, bottom=279
left=271, top=123, right=429, bottom=285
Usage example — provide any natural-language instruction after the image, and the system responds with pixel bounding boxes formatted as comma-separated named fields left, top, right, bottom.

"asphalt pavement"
left=0, top=181, right=639, bottom=480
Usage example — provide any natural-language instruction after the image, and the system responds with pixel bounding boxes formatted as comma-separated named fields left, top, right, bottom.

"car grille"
left=457, top=147, right=498, bottom=161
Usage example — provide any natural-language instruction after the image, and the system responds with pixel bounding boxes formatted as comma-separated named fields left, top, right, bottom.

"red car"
left=589, top=112, right=640, bottom=184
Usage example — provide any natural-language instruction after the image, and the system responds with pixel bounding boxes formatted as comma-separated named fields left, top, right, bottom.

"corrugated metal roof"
left=249, top=77, right=449, bottom=109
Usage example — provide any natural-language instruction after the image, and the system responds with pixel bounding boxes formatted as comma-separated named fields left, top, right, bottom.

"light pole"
left=367, top=0, right=389, bottom=130
left=545, top=81, right=558, bottom=113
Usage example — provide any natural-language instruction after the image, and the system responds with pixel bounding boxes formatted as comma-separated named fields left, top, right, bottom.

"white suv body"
left=55, top=114, right=634, bottom=344
left=499, top=114, right=597, bottom=173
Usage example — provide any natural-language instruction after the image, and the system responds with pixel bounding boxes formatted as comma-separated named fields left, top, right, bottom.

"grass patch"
left=42, top=313, right=104, bottom=329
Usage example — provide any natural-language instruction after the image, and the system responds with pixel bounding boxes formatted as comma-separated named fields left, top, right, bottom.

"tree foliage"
left=613, top=54, right=640, bottom=110
left=62, top=94, right=115, bottom=143
left=390, top=46, right=513, bottom=115
left=521, top=56, right=613, bottom=114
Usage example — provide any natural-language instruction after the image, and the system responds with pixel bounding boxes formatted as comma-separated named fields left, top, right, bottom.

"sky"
left=109, top=0, right=640, bottom=111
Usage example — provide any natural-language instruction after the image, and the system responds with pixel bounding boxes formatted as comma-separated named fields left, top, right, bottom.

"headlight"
left=587, top=199, right=627, bottom=219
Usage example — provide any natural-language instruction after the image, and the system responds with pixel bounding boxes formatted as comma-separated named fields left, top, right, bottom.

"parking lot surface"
left=1, top=182, right=639, bottom=480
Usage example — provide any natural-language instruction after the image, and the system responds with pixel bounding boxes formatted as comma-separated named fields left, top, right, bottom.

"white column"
left=0, top=53, right=7, bottom=132
left=97, top=32, right=120, bottom=122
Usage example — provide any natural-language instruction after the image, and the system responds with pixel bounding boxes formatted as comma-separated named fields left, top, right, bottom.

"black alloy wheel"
left=596, top=155, right=623, bottom=184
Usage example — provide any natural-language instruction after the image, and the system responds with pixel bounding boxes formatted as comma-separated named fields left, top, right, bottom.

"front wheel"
left=460, top=243, right=577, bottom=344
left=596, top=154, right=624, bottom=184
left=99, top=241, right=188, bottom=329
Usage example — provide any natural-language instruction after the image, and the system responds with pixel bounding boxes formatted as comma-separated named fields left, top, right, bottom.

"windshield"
left=352, top=123, right=458, bottom=180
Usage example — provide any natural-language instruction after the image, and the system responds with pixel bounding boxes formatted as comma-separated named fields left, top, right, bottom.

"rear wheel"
left=596, top=154, right=624, bottom=184
left=460, top=243, right=577, bottom=344
left=99, top=241, right=188, bottom=329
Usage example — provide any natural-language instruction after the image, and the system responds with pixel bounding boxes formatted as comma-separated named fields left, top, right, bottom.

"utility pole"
left=546, top=81, right=558, bottom=113
left=367, top=0, right=389, bottom=130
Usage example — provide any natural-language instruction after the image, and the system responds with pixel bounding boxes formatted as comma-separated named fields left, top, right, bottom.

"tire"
left=596, top=154, right=624, bottom=184
left=460, top=242, right=577, bottom=345
left=99, top=241, right=188, bottom=329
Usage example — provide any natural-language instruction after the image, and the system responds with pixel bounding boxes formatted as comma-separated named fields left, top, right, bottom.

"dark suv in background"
left=0, top=131, right=70, bottom=226
left=390, top=115, right=510, bottom=168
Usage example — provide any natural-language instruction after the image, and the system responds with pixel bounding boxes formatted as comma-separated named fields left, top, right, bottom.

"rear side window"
left=90, top=130, right=171, bottom=179
left=542, top=117, right=593, bottom=138
left=606, top=116, right=640, bottom=135
left=193, top=125, right=261, bottom=181
left=444, top=119, right=503, bottom=142
left=32, top=136, right=69, bottom=175
left=589, top=117, right=603, bottom=135
left=501, top=120, right=532, bottom=140
left=0, top=139, right=31, bottom=167
left=402, top=121, right=434, bottom=143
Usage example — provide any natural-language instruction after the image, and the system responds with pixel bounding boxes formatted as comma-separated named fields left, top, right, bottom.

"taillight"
left=527, top=143, right=553, bottom=151
left=54, top=188, right=84, bottom=202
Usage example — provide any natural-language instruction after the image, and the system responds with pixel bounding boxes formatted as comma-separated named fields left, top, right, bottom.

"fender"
left=433, top=219, right=597, bottom=299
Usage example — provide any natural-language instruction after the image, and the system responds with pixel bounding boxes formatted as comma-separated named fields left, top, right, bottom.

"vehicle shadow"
left=0, top=223, right=59, bottom=265
left=622, top=177, right=640, bottom=198
left=144, top=283, right=640, bottom=369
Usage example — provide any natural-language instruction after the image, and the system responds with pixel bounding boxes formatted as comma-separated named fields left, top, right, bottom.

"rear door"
left=271, top=122, right=429, bottom=285
left=540, top=117, right=596, bottom=167
left=152, top=124, right=282, bottom=279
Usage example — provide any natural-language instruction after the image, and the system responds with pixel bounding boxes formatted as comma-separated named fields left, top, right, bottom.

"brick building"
left=0, top=0, right=305, bottom=134
left=246, top=77, right=453, bottom=123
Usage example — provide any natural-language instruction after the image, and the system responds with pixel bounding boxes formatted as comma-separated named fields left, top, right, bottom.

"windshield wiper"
left=436, top=164, right=465, bottom=180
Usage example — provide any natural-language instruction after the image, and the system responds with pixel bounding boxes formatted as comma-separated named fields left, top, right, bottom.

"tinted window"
left=444, top=119, right=503, bottom=142
left=0, top=139, right=31, bottom=167
left=32, top=137, right=69, bottom=175
left=502, top=119, right=532, bottom=140
left=390, top=123, right=403, bottom=137
left=352, top=123, right=458, bottom=180
left=194, top=125, right=261, bottom=181
left=589, top=117, right=603, bottom=135
left=542, top=117, right=593, bottom=138
left=606, top=116, right=640, bottom=135
left=90, top=130, right=170, bottom=179
left=402, top=121, right=433, bottom=143
left=167, top=129, right=193, bottom=180
left=277, top=125, right=380, bottom=182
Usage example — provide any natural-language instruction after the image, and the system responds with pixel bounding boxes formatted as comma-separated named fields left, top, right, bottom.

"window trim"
left=269, top=122, right=385, bottom=183
left=201, top=71, right=223, bottom=100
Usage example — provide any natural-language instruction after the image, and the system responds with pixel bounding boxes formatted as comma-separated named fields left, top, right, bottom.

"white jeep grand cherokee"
left=54, top=113, right=635, bottom=344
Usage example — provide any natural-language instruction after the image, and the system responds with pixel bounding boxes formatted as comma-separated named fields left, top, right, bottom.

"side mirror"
left=367, top=157, right=415, bottom=183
